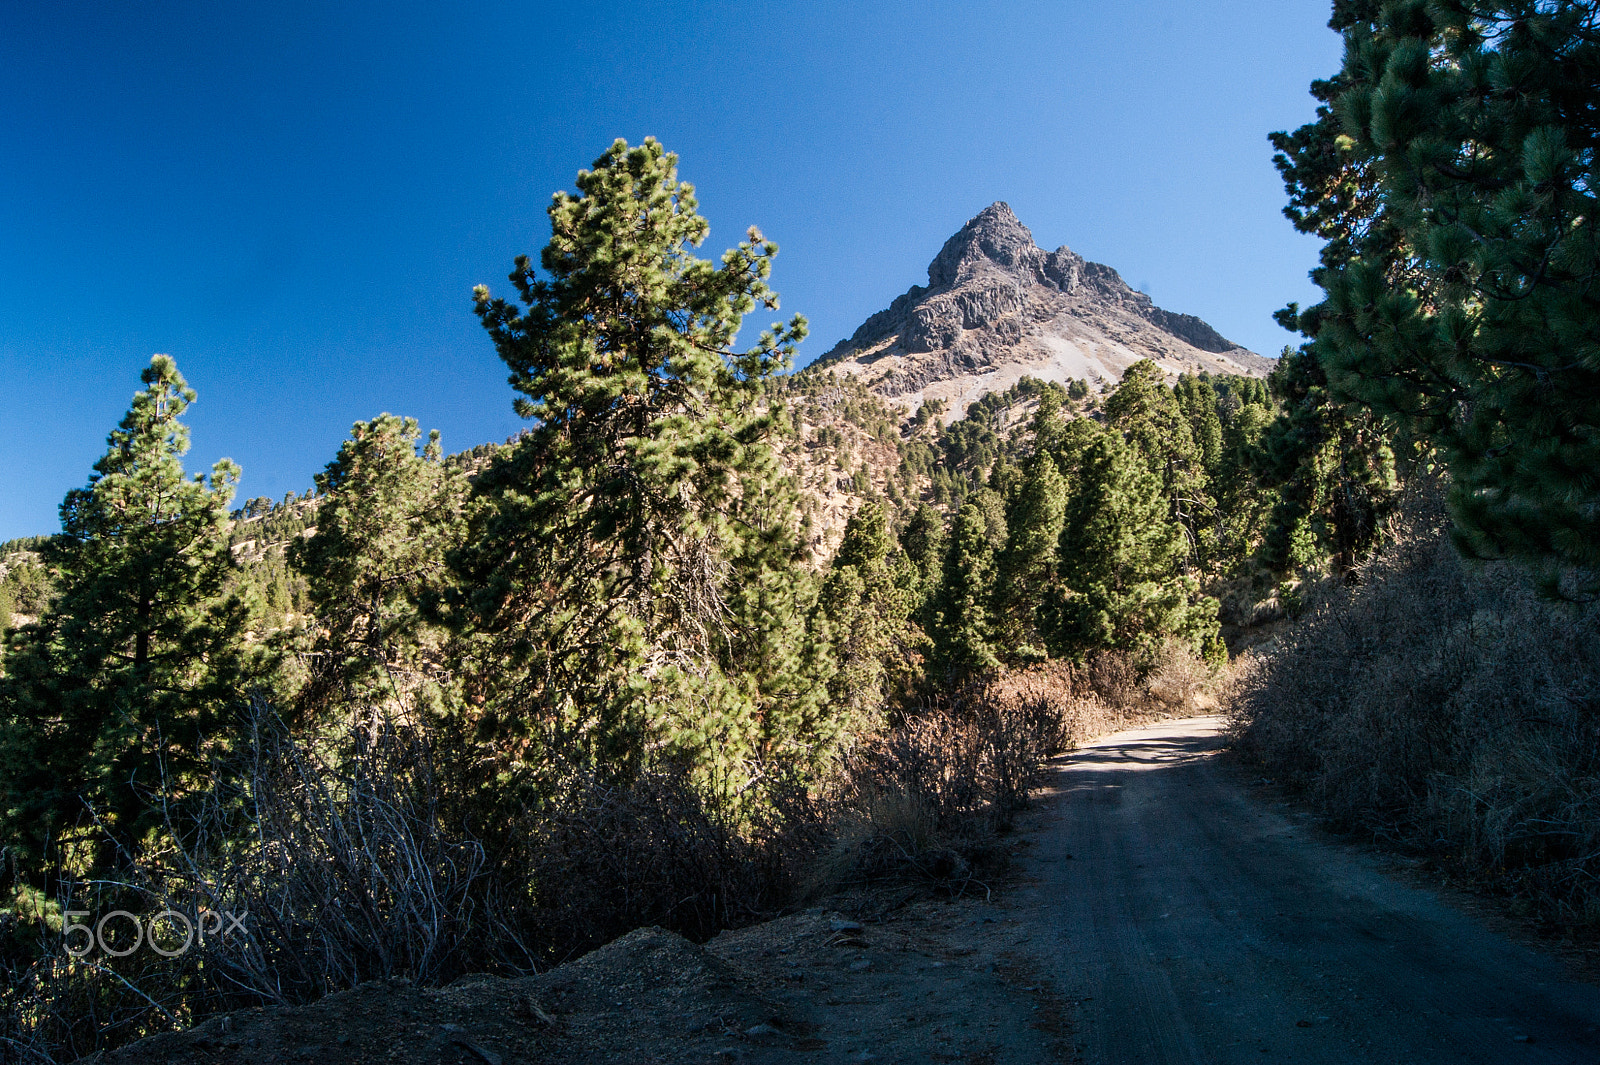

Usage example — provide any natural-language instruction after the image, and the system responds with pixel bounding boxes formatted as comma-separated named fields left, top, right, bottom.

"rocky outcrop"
left=819, top=203, right=1273, bottom=420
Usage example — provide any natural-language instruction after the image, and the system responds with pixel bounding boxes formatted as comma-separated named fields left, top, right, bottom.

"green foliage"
left=993, top=451, right=1067, bottom=659
left=1175, top=373, right=1223, bottom=480
left=1050, top=429, right=1221, bottom=662
left=899, top=501, right=947, bottom=620
left=814, top=502, right=924, bottom=720
left=1253, top=345, right=1399, bottom=575
left=289, top=414, right=465, bottom=723
left=0, top=551, right=53, bottom=642
left=1275, top=0, right=1600, bottom=588
left=451, top=137, right=825, bottom=795
left=0, top=356, right=251, bottom=874
left=1207, top=374, right=1279, bottom=573
left=1104, top=360, right=1211, bottom=568
left=929, top=493, right=1004, bottom=680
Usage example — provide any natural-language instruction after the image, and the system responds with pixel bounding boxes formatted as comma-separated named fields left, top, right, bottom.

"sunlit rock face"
left=818, top=203, right=1273, bottom=421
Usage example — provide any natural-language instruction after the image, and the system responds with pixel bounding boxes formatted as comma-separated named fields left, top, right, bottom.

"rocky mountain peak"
left=926, top=202, right=1047, bottom=288
left=819, top=204, right=1273, bottom=422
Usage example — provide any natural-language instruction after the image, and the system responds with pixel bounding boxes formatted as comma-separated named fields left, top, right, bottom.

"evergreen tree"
left=899, top=502, right=947, bottom=632
left=1030, top=386, right=1068, bottom=455
left=994, top=452, right=1067, bottom=659
left=1209, top=376, right=1280, bottom=573
left=1275, top=0, right=1600, bottom=587
left=1174, top=374, right=1224, bottom=481
left=814, top=502, right=923, bottom=720
left=290, top=414, right=465, bottom=723
left=1254, top=344, right=1399, bottom=576
left=930, top=491, right=1005, bottom=680
left=1104, top=360, right=1211, bottom=567
left=1048, top=414, right=1109, bottom=485
left=450, top=138, right=821, bottom=792
left=1050, top=431, right=1221, bottom=661
left=0, top=356, right=248, bottom=874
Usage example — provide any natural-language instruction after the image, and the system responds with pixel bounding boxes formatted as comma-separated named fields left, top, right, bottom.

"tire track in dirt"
left=1005, top=716, right=1600, bottom=1064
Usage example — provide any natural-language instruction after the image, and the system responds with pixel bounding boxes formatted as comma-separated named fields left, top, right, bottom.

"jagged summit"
left=819, top=203, right=1271, bottom=420
left=927, top=202, right=1043, bottom=288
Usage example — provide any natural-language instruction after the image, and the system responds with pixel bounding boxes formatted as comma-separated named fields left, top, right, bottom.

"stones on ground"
left=827, top=914, right=869, bottom=949
left=511, top=993, right=556, bottom=1027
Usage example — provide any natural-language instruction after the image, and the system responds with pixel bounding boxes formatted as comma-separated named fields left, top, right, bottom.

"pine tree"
left=290, top=414, right=465, bottom=722
left=1030, top=387, right=1068, bottom=455
left=1174, top=374, right=1224, bottom=481
left=1208, top=375, right=1280, bottom=573
left=1275, top=0, right=1600, bottom=588
left=449, top=138, right=820, bottom=792
left=0, top=355, right=248, bottom=874
left=1050, top=431, right=1221, bottom=661
left=1104, top=360, right=1211, bottom=568
left=1253, top=345, right=1399, bottom=576
left=994, top=452, right=1067, bottom=659
left=899, top=502, right=947, bottom=630
left=930, top=491, right=1005, bottom=680
left=814, top=502, right=924, bottom=720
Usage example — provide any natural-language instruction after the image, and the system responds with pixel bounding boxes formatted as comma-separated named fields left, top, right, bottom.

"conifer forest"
left=1, top=3, right=1598, bottom=1059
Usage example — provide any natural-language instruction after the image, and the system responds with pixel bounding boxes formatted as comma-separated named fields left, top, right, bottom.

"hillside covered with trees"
left=2, top=1, right=1598, bottom=1049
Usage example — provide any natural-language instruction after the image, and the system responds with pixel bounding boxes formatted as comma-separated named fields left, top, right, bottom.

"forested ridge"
left=3, top=3, right=1599, bottom=1052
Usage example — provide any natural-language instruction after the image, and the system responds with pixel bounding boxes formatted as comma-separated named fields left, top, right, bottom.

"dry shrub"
left=811, top=650, right=1200, bottom=896
left=0, top=705, right=827, bottom=1062
left=0, top=702, right=505, bottom=1062
left=210, top=707, right=495, bottom=998
left=0, top=927, right=206, bottom=1064
left=1232, top=480, right=1600, bottom=924
left=813, top=697, right=1019, bottom=897
left=0, top=644, right=1217, bottom=1060
left=503, top=761, right=826, bottom=964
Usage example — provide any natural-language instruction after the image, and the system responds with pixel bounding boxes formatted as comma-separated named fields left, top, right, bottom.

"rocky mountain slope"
left=818, top=203, right=1273, bottom=420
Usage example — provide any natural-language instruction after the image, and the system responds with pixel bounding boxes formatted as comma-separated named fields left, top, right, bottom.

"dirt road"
left=1009, top=715, right=1600, bottom=1064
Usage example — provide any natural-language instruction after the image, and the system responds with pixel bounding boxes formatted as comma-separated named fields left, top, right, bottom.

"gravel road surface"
left=1011, top=715, right=1600, bottom=1064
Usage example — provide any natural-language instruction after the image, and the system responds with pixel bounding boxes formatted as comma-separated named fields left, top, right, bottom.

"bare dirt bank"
left=89, top=900, right=1070, bottom=1064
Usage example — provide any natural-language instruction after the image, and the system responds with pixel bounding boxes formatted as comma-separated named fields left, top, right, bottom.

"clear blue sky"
left=0, top=0, right=1343, bottom=542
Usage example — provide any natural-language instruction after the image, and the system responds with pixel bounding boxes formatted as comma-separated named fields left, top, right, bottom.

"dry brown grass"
left=1231, top=481, right=1600, bottom=925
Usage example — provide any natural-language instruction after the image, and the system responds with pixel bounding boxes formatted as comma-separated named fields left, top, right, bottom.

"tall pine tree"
left=814, top=502, right=924, bottom=721
left=1275, top=0, right=1600, bottom=588
left=994, top=452, right=1067, bottom=659
left=449, top=138, right=823, bottom=794
left=929, top=490, right=1006, bottom=681
left=1104, top=360, right=1212, bottom=569
left=1051, top=431, right=1221, bottom=662
left=0, top=356, right=249, bottom=876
